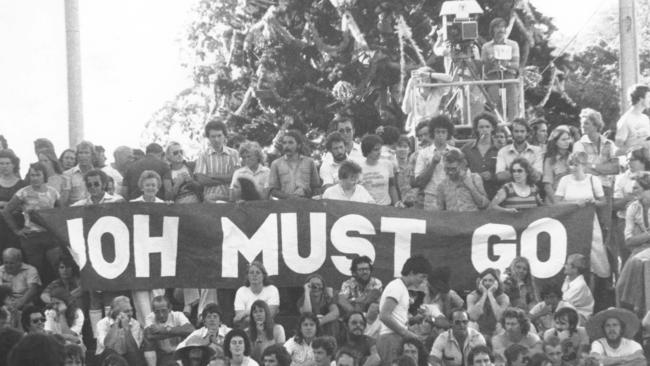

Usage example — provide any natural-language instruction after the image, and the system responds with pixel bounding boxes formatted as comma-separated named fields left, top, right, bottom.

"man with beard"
left=338, top=256, right=383, bottom=316
left=436, top=150, right=489, bottom=212
left=322, top=115, right=364, bottom=165
left=429, top=309, right=486, bottom=366
left=587, top=308, right=645, bottom=365
left=320, top=132, right=348, bottom=190
left=491, top=308, right=541, bottom=361
left=339, top=312, right=380, bottom=366
left=268, top=129, right=320, bottom=199
left=495, top=119, right=543, bottom=182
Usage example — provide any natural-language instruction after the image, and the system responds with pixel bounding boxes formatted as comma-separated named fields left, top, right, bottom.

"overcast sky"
left=0, top=0, right=614, bottom=174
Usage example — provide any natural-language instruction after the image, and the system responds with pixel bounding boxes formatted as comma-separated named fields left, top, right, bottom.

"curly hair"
left=224, top=328, right=251, bottom=358
left=399, top=338, right=428, bottom=366
left=501, top=307, right=531, bottom=335
left=509, top=158, right=537, bottom=186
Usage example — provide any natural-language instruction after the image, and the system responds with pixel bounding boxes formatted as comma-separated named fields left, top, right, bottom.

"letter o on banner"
left=520, top=218, right=567, bottom=278
left=87, top=216, right=130, bottom=279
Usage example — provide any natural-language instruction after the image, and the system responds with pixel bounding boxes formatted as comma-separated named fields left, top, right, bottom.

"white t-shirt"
left=234, top=285, right=280, bottom=313
left=322, top=184, right=375, bottom=203
left=379, top=278, right=410, bottom=335
left=555, top=174, right=604, bottom=202
left=591, top=338, right=643, bottom=357
left=616, top=110, right=650, bottom=152
left=319, top=160, right=343, bottom=186
left=359, top=160, right=394, bottom=205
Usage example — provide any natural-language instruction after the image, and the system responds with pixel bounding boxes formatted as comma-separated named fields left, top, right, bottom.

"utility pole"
left=65, top=0, right=84, bottom=147
left=619, top=0, right=639, bottom=112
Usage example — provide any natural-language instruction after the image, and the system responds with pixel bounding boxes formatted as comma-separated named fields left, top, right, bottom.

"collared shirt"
left=64, top=165, right=88, bottom=203
left=495, top=143, right=543, bottom=174
left=0, top=263, right=41, bottom=302
left=71, top=193, right=124, bottom=206
left=339, top=277, right=383, bottom=307
left=436, top=174, right=489, bottom=212
left=461, top=140, right=499, bottom=198
left=573, top=134, right=618, bottom=187
left=144, top=311, right=191, bottom=354
left=195, top=145, right=240, bottom=201
left=561, top=275, right=594, bottom=321
left=616, top=109, right=650, bottom=153
left=231, top=165, right=270, bottom=200
left=614, top=170, right=640, bottom=218
left=96, top=316, right=143, bottom=355
left=429, top=328, right=486, bottom=366
left=414, top=143, right=460, bottom=196
left=268, top=155, right=320, bottom=197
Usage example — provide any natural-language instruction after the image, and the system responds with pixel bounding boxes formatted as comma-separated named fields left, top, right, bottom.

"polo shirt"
left=429, top=328, right=486, bottom=366
left=0, top=263, right=41, bottom=301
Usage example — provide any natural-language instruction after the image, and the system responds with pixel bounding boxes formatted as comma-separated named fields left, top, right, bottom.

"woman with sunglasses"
left=555, top=152, right=610, bottom=281
left=297, top=274, right=340, bottom=338
left=167, top=142, right=201, bottom=203
left=490, top=158, right=543, bottom=212
left=542, top=126, right=573, bottom=204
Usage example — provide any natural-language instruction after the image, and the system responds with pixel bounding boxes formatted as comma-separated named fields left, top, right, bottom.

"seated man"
left=96, top=295, right=144, bottom=365
left=0, top=248, right=40, bottom=320
left=491, top=308, right=541, bottom=360
left=144, top=295, right=194, bottom=366
left=503, top=344, right=528, bottom=366
left=338, top=256, right=383, bottom=315
left=587, top=307, right=646, bottom=366
left=336, top=349, right=359, bottom=366
left=468, top=345, right=495, bottom=366
left=528, top=284, right=573, bottom=334
left=429, top=308, right=486, bottom=366
left=313, top=336, right=337, bottom=366
left=339, top=311, right=380, bottom=366
left=262, top=344, right=292, bottom=366
left=179, top=303, right=231, bottom=358
left=542, top=336, right=563, bottom=366
left=21, top=305, right=45, bottom=334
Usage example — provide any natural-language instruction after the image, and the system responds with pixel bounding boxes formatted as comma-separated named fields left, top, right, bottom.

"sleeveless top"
left=500, top=182, right=541, bottom=210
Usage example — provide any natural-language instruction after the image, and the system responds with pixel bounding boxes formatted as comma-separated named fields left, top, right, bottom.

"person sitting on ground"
left=560, top=254, right=594, bottom=323
left=224, top=328, right=259, bottom=366
left=541, top=336, right=564, bottom=366
left=467, top=345, right=495, bottom=366
left=7, top=333, right=66, bottom=366
left=95, top=295, right=144, bottom=365
left=247, top=300, right=286, bottom=363
left=174, top=334, right=216, bottom=366
left=467, top=268, right=510, bottom=338
left=429, top=308, right=486, bottom=366
left=21, top=304, right=45, bottom=334
left=322, top=160, right=375, bottom=203
left=502, top=344, right=528, bottom=366
left=338, top=256, right=383, bottom=316
left=180, top=303, right=231, bottom=359
left=262, top=344, right=292, bottom=366
left=528, top=284, right=573, bottom=334
left=419, top=266, right=464, bottom=321
left=298, top=274, right=340, bottom=338
left=399, top=337, right=428, bottom=366
left=541, top=307, right=589, bottom=363
left=143, top=295, right=195, bottom=366
left=436, top=150, right=489, bottom=212
left=312, top=336, right=337, bottom=366
left=338, top=311, right=380, bottom=366
left=501, top=257, right=538, bottom=312
left=491, top=307, right=542, bottom=361
left=284, top=312, right=320, bottom=366
left=43, top=287, right=84, bottom=345
left=586, top=307, right=646, bottom=366
left=233, top=261, right=280, bottom=327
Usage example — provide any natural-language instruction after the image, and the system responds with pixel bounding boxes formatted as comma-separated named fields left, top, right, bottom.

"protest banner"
left=34, top=200, right=594, bottom=292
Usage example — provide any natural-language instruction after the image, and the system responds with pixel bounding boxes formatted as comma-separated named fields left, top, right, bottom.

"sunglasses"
left=511, top=169, right=525, bottom=173
left=85, top=181, right=102, bottom=188
left=31, top=317, right=45, bottom=324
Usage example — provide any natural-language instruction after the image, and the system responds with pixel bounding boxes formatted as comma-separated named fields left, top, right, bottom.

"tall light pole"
left=65, top=0, right=84, bottom=147
left=619, top=0, right=639, bottom=112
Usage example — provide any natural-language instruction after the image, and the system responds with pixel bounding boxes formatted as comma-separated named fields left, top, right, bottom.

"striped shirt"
left=195, top=145, right=240, bottom=202
left=498, top=182, right=541, bottom=210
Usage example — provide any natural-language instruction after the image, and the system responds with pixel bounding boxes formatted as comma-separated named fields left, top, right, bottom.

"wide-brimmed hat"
left=586, top=307, right=640, bottom=340
left=174, top=334, right=216, bottom=360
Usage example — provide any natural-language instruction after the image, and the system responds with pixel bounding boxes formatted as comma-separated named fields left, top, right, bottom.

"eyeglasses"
left=511, top=169, right=525, bottom=173
left=172, top=150, right=183, bottom=156
left=85, top=181, right=101, bottom=188
left=31, top=317, right=45, bottom=324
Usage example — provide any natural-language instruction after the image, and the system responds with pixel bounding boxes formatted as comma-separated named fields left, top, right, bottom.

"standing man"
left=409, top=121, right=433, bottom=209
left=587, top=307, right=646, bottom=366
left=338, top=256, right=383, bottom=316
left=64, top=140, right=96, bottom=204
left=320, top=132, right=348, bottom=190
left=377, top=255, right=432, bottom=366
left=429, top=308, right=486, bottom=366
left=495, top=119, right=543, bottom=182
left=437, top=150, right=489, bottom=212
left=195, top=119, right=240, bottom=203
left=268, top=130, right=320, bottom=199
left=123, top=143, right=173, bottom=201
left=615, top=84, right=650, bottom=155
left=143, top=295, right=195, bottom=366
left=323, top=114, right=364, bottom=164
left=413, top=115, right=460, bottom=211
left=102, top=146, right=134, bottom=196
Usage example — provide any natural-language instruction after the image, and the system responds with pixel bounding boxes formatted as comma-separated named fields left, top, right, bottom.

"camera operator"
left=481, top=17, right=520, bottom=121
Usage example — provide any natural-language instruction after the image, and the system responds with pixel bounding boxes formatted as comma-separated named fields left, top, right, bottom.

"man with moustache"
left=429, top=309, right=486, bottom=366
left=322, top=114, right=364, bottom=164
left=338, top=256, right=383, bottom=316
left=320, top=132, right=348, bottom=190
left=339, top=311, right=380, bottom=366
left=268, top=129, right=320, bottom=199
left=491, top=308, right=542, bottom=361
left=587, top=308, right=645, bottom=366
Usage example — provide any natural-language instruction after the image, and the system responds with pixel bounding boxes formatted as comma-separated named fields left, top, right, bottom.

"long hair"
left=544, top=126, right=572, bottom=164
left=504, top=257, right=537, bottom=299
left=554, top=307, right=579, bottom=335
left=294, top=312, right=321, bottom=344
left=509, top=158, right=537, bottom=186
left=248, top=300, right=275, bottom=342
left=38, top=149, right=63, bottom=175
left=244, top=261, right=271, bottom=287
left=399, top=338, right=428, bottom=366
left=476, top=268, right=503, bottom=296
left=224, top=328, right=252, bottom=358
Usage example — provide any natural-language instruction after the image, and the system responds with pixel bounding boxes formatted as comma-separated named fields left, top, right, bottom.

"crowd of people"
left=2, top=84, right=650, bottom=366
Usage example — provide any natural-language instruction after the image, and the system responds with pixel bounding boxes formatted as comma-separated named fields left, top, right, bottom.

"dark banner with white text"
left=34, top=201, right=594, bottom=291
